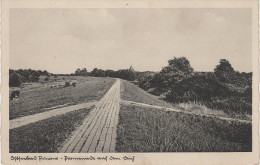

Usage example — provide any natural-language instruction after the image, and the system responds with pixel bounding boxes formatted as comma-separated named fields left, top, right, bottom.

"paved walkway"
left=59, top=79, right=121, bottom=153
left=10, top=101, right=97, bottom=130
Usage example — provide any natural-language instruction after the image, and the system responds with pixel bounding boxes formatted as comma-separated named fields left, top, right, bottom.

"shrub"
left=206, top=96, right=252, bottom=115
left=165, top=73, right=251, bottom=115
left=72, top=82, right=76, bottom=87
left=64, top=81, right=71, bottom=87
left=166, top=73, right=232, bottom=102
left=32, top=71, right=40, bottom=78
left=138, top=74, right=153, bottom=91
left=29, top=75, right=40, bottom=82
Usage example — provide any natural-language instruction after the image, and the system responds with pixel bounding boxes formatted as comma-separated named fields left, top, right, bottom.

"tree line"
left=9, top=67, right=137, bottom=87
left=10, top=57, right=252, bottom=116
left=9, top=69, right=50, bottom=87
left=72, top=57, right=252, bottom=116
left=72, top=68, right=136, bottom=81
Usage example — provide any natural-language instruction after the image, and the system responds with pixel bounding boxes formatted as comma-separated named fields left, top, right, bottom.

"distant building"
left=129, top=65, right=135, bottom=72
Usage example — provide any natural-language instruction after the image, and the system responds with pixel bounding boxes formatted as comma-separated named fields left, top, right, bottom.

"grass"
left=116, top=104, right=252, bottom=152
left=176, top=101, right=252, bottom=121
left=9, top=107, right=93, bottom=153
left=176, top=102, right=228, bottom=117
left=120, top=80, right=175, bottom=108
left=205, top=96, right=252, bottom=119
left=122, top=80, right=251, bottom=120
left=9, top=76, right=115, bottom=119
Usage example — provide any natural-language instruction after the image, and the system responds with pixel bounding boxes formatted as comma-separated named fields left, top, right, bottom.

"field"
left=118, top=80, right=252, bottom=152
left=9, top=77, right=252, bottom=153
left=10, top=108, right=93, bottom=153
left=116, top=105, right=251, bottom=152
left=9, top=76, right=115, bottom=119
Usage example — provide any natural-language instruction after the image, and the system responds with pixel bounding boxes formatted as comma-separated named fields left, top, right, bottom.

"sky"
left=10, top=8, right=252, bottom=74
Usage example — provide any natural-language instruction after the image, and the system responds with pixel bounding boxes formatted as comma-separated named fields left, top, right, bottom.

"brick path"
left=10, top=101, right=97, bottom=130
left=59, top=79, right=120, bottom=153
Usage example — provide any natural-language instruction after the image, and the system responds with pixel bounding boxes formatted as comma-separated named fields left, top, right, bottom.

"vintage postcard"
left=1, top=0, right=259, bottom=164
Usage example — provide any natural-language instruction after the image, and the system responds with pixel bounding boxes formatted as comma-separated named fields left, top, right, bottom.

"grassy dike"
left=116, top=80, right=251, bottom=152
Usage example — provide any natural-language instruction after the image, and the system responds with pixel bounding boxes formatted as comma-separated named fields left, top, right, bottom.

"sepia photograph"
left=1, top=0, right=259, bottom=164
left=8, top=8, right=253, bottom=153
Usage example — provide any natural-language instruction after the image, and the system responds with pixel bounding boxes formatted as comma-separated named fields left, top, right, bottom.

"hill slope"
left=120, top=79, right=175, bottom=108
left=117, top=80, right=252, bottom=152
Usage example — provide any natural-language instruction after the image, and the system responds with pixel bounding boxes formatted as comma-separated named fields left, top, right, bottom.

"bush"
left=29, top=75, right=40, bottom=82
left=165, top=73, right=251, bottom=115
left=72, top=82, right=76, bottom=87
left=64, top=82, right=71, bottom=87
left=116, top=69, right=136, bottom=81
left=138, top=74, right=153, bottom=91
left=9, top=72, right=22, bottom=87
left=166, top=73, right=232, bottom=102
left=206, top=96, right=252, bottom=115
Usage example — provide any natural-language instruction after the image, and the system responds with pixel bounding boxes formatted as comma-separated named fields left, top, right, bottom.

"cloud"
left=10, top=9, right=252, bottom=73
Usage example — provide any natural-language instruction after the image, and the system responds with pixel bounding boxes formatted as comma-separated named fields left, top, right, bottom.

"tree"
left=90, top=68, right=99, bottom=77
left=80, top=68, right=88, bottom=76
left=37, top=70, right=43, bottom=75
left=19, top=71, right=30, bottom=82
left=9, top=72, right=22, bottom=87
left=138, top=74, right=154, bottom=91
left=90, top=68, right=106, bottom=77
left=166, top=57, right=194, bottom=74
left=75, top=68, right=81, bottom=76
left=42, top=70, right=49, bottom=76
left=150, top=57, right=194, bottom=94
left=214, top=59, right=235, bottom=82
left=214, top=59, right=235, bottom=73
left=116, top=69, right=136, bottom=81
left=105, top=70, right=116, bottom=77
left=32, top=71, right=40, bottom=77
